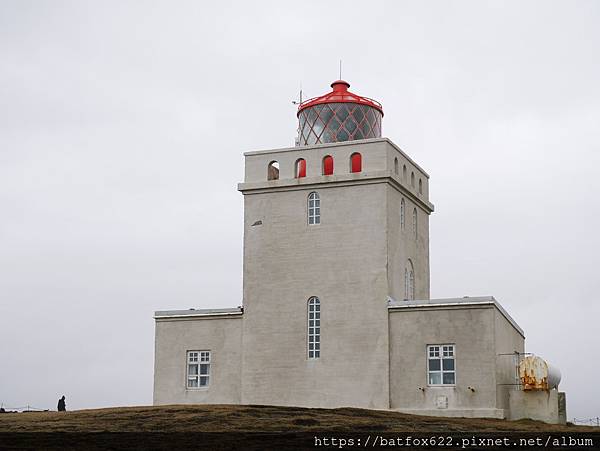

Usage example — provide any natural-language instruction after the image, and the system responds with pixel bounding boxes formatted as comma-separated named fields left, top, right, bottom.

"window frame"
left=400, top=198, right=405, bottom=230
left=412, top=208, right=418, bottom=239
left=186, top=350, right=211, bottom=389
left=307, top=297, right=321, bottom=359
left=267, top=161, right=279, bottom=181
left=322, top=155, right=334, bottom=176
left=295, top=158, right=306, bottom=178
left=350, top=152, right=362, bottom=173
left=308, top=192, right=320, bottom=225
left=427, top=344, right=456, bottom=386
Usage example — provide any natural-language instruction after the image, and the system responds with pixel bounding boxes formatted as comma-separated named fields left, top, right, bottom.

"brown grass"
left=0, top=404, right=594, bottom=433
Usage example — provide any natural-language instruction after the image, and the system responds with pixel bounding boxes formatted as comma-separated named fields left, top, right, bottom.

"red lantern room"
left=296, top=80, right=383, bottom=146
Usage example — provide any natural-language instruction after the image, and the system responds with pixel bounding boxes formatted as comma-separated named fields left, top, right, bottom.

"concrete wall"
left=493, top=309, right=525, bottom=412
left=389, top=305, right=503, bottom=418
left=153, top=316, right=243, bottom=405
left=509, top=389, right=564, bottom=424
left=240, top=182, right=391, bottom=409
left=386, top=185, right=430, bottom=301
left=237, top=139, right=432, bottom=409
left=242, top=138, right=430, bottom=202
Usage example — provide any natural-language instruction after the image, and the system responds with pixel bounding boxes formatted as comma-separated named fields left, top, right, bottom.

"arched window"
left=295, top=158, right=306, bottom=178
left=308, top=192, right=320, bottom=225
left=350, top=152, right=362, bottom=173
left=405, top=260, right=415, bottom=300
left=400, top=198, right=405, bottom=230
left=267, top=161, right=279, bottom=181
left=322, top=155, right=334, bottom=175
left=394, top=157, right=399, bottom=175
left=412, top=208, right=418, bottom=239
left=419, top=178, right=423, bottom=194
left=403, top=164, right=407, bottom=179
left=307, top=297, right=320, bottom=359
left=411, top=171, right=415, bottom=187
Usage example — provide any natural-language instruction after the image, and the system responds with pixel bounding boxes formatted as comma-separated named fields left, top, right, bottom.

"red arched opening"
left=295, top=158, right=306, bottom=178
left=350, top=153, right=362, bottom=173
left=322, top=155, right=334, bottom=175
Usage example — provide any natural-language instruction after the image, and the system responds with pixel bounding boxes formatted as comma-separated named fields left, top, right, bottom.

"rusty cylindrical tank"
left=519, top=355, right=562, bottom=391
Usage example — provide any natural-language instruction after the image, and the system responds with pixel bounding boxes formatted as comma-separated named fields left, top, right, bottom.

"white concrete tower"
left=237, top=80, right=434, bottom=408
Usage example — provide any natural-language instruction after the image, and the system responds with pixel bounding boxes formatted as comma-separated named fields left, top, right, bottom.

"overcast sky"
left=1, top=1, right=599, bottom=420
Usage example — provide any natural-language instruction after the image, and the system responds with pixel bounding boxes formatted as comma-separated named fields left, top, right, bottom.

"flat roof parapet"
left=387, top=296, right=524, bottom=338
left=154, top=307, right=243, bottom=319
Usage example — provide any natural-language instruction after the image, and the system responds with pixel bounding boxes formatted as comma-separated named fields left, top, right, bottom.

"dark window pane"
left=353, top=129, right=364, bottom=140
left=443, top=373, right=455, bottom=384
left=361, top=119, right=371, bottom=136
left=328, top=117, right=341, bottom=132
left=321, top=129, right=334, bottom=142
left=366, top=109, right=376, bottom=125
left=319, top=105, right=334, bottom=125
left=429, top=373, right=441, bottom=385
left=353, top=105, right=365, bottom=123
left=344, top=117, right=358, bottom=133
left=335, top=104, right=349, bottom=122
left=442, top=359, right=455, bottom=371
left=312, top=117, right=325, bottom=141
left=428, top=359, right=441, bottom=371
left=337, top=129, right=349, bottom=141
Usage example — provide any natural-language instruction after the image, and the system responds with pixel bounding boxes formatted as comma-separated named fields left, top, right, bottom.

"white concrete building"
left=153, top=80, right=563, bottom=421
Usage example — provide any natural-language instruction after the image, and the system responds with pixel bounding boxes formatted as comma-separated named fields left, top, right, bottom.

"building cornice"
left=238, top=171, right=435, bottom=213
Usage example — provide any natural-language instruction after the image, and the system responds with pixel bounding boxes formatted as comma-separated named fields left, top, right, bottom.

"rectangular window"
left=308, top=193, right=320, bottom=225
left=187, top=350, right=210, bottom=388
left=308, top=298, right=320, bottom=358
left=427, top=344, right=455, bottom=385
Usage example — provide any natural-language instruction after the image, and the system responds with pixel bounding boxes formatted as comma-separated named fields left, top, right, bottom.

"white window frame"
left=412, top=208, right=418, bottom=239
left=308, top=192, right=320, bottom=225
left=187, top=350, right=211, bottom=389
left=400, top=198, right=405, bottom=230
left=307, top=297, right=320, bottom=359
left=427, top=344, right=456, bottom=386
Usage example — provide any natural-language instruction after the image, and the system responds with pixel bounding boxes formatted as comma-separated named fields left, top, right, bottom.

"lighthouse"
left=152, top=80, right=563, bottom=424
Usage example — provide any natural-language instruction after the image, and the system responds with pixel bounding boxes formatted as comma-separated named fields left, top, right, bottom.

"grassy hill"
left=0, top=404, right=597, bottom=450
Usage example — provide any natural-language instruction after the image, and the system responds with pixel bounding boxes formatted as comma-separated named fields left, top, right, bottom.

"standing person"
left=57, top=395, right=66, bottom=412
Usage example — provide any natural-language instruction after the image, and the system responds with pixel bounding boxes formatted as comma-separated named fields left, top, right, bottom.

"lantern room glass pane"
left=337, top=129, right=349, bottom=141
left=344, top=117, right=358, bottom=133
left=334, top=104, right=349, bottom=122
left=353, top=105, right=365, bottom=123
left=319, top=105, right=334, bottom=125
left=297, top=104, right=382, bottom=145
left=328, top=117, right=341, bottom=132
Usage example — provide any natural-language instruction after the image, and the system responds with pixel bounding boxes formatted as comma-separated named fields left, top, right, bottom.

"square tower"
left=237, top=137, right=433, bottom=408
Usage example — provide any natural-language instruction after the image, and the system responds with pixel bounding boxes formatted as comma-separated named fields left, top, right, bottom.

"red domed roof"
left=297, top=80, right=384, bottom=117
